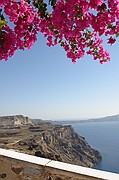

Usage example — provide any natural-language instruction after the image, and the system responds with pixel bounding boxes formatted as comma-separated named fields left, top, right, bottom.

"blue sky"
left=0, top=33, right=119, bottom=120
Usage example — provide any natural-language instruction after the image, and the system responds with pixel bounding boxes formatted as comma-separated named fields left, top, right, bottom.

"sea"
left=67, top=121, right=119, bottom=174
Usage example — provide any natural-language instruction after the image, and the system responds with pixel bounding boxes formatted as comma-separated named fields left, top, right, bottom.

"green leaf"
left=86, top=29, right=91, bottom=34
left=54, top=30, right=59, bottom=34
left=100, top=3, right=107, bottom=9
left=107, top=24, right=116, bottom=30
left=49, top=0, right=56, bottom=8
left=108, top=24, right=113, bottom=28
left=0, top=30, right=4, bottom=47
left=88, top=40, right=94, bottom=46
left=59, top=40, right=64, bottom=46
left=0, top=20, right=7, bottom=29
left=111, top=26, right=116, bottom=30
left=94, top=50, right=99, bottom=57
left=116, top=32, right=119, bottom=37
left=49, top=26, right=54, bottom=31
left=24, top=0, right=31, bottom=4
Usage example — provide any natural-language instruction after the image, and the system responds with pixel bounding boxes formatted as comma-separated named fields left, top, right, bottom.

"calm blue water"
left=70, top=121, right=119, bottom=173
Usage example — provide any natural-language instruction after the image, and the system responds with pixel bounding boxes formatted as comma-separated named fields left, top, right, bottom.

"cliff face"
left=0, top=115, right=32, bottom=127
left=0, top=115, right=101, bottom=168
left=29, top=125, right=101, bottom=167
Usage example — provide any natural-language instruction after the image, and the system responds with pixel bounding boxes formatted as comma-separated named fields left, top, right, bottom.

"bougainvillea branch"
left=0, top=0, right=119, bottom=63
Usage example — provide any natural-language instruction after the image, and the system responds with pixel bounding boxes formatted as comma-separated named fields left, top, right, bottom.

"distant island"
left=0, top=115, right=101, bottom=168
left=52, top=114, right=119, bottom=125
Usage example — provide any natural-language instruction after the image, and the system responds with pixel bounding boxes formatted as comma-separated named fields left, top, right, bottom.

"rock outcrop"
left=0, top=115, right=32, bottom=127
left=0, top=115, right=102, bottom=168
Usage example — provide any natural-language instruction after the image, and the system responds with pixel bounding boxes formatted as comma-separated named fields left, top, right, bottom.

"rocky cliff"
left=0, top=115, right=32, bottom=127
left=0, top=115, right=102, bottom=168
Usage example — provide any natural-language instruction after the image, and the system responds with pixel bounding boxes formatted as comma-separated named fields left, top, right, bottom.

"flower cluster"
left=0, top=0, right=119, bottom=63
left=0, top=0, right=41, bottom=60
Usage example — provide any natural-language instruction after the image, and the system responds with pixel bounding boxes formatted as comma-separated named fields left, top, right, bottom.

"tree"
left=0, top=0, right=119, bottom=63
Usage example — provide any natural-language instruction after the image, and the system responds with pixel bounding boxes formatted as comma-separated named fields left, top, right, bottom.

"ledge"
left=0, top=148, right=119, bottom=180
left=47, top=160, right=119, bottom=180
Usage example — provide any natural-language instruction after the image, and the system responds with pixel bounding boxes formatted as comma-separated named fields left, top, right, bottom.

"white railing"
left=0, top=148, right=119, bottom=180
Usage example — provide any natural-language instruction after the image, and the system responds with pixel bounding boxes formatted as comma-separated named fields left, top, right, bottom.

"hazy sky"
left=0, top=34, right=119, bottom=120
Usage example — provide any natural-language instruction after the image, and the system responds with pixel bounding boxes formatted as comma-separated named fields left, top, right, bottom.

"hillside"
left=53, top=114, right=119, bottom=124
left=0, top=115, right=102, bottom=168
